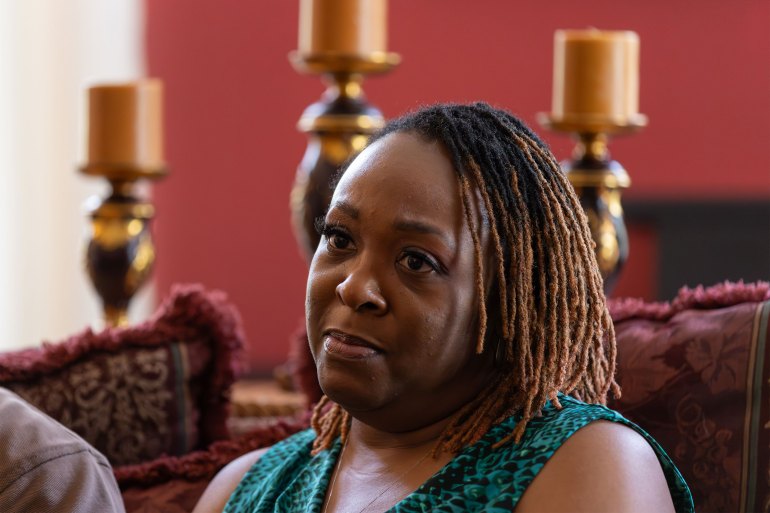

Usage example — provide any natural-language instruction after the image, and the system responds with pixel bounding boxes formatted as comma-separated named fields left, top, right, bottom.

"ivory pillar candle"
left=298, top=0, right=387, bottom=55
left=551, top=29, right=639, bottom=123
left=86, top=80, right=164, bottom=169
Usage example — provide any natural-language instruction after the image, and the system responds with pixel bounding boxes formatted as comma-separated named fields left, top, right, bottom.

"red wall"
left=146, top=0, right=770, bottom=372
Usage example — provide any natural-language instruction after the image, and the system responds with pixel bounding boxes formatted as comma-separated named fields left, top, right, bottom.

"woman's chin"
left=317, top=368, right=386, bottom=413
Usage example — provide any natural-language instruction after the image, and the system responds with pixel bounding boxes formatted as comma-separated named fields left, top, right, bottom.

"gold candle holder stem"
left=538, top=113, right=644, bottom=294
left=573, top=132, right=609, bottom=163
left=82, top=173, right=161, bottom=327
left=324, top=72, right=362, bottom=98
left=565, top=131, right=629, bottom=294
left=108, top=180, right=136, bottom=199
left=289, top=51, right=400, bottom=260
left=104, top=305, right=129, bottom=328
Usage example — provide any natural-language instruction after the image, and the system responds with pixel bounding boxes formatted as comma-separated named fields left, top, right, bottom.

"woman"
left=195, top=103, right=693, bottom=512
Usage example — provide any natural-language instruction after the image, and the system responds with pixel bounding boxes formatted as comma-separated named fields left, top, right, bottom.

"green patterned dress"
left=224, top=395, right=693, bottom=512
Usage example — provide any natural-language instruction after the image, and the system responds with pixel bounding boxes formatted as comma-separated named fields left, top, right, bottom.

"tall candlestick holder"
left=80, top=81, right=166, bottom=327
left=537, top=113, right=647, bottom=294
left=289, top=51, right=400, bottom=261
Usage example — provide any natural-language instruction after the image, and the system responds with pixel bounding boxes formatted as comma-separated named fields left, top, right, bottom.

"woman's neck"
left=347, top=410, right=454, bottom=453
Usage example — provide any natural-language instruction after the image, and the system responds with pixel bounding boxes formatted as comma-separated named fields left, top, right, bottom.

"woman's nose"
left=335, top=265, right=388, bottom=314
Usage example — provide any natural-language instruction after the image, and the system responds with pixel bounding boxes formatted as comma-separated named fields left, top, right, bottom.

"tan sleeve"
left=0, top=387, right=126, bottom=513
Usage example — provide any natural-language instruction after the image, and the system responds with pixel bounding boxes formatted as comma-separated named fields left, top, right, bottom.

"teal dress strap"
left=224, top=396, right=694, bottom=512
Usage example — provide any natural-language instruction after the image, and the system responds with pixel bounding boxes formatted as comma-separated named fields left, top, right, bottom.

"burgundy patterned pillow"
left=609, top=281, right=770, bottom=513
left=0, top=284, right=244, bottom=467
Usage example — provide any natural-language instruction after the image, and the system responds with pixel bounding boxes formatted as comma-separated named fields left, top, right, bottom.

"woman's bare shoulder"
left=191, top=447, right=270, bottom=513
left=516, top=420, right=675, bottom=513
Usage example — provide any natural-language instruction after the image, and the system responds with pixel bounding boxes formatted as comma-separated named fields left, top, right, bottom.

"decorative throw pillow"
left=0, top=284, right=244, bottom=467
left=609, top=281, right=770, bottom=513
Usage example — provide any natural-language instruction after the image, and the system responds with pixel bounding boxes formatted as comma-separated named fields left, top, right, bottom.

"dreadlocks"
left=311, top=102, right=619, bottom=456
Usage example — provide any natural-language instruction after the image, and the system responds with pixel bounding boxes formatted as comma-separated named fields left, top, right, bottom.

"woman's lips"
left=323, top=331, right=381, bottom=359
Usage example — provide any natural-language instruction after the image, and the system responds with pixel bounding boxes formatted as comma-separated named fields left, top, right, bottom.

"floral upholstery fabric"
left=610, top=283, right=770, bottom=513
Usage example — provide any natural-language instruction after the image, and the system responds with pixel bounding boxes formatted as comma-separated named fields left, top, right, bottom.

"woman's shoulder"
left=192, top=447, right=270, bottom=513
left=439, top=396, right=691, bottom=512
left=511, top=395, right=668, bottom=461
left=502, top=395, right=693, bottom=513
left=192, top=428, right=317, bottom=513
left=516, top=419, right=678, bottom=512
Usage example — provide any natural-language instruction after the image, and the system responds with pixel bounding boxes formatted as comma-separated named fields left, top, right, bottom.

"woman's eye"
left=328, top=233, right=351, bottom=249
left=323, top=227, right=353, bottom=251
left=397, top=252, right=437, bottom=274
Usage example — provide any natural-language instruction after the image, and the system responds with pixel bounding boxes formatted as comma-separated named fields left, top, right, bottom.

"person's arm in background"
left=0, top=387, right=125, bottom=513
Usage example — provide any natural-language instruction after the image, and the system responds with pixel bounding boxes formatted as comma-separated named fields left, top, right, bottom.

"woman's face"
left=306, top=131, right=494, bottom=432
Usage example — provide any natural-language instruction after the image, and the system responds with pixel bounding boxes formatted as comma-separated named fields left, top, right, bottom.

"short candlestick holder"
left=289, top=50, right=400, bottom=261
left=537, top=113, right=647, bottom=294
left=80, top=163, right=166, bottom=326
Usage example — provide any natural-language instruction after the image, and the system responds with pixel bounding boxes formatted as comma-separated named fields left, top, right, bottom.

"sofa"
left=0, top=281, right=768, bottom=512
left=0, top=285, right=309, bottom=512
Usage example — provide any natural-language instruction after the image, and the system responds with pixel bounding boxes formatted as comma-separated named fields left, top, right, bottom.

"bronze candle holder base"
left=80, top=164, right=166, bottom=326
left=289, top=51, right=400, bottom=261
left=537, top=113, right=647, bottom=294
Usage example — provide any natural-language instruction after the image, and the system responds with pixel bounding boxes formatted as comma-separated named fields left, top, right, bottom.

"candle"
left=298, top=0, right=387, bottom=55
left=86, top=80, right=164, bottom=170
left=551, top=29, right=639, bottom=123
